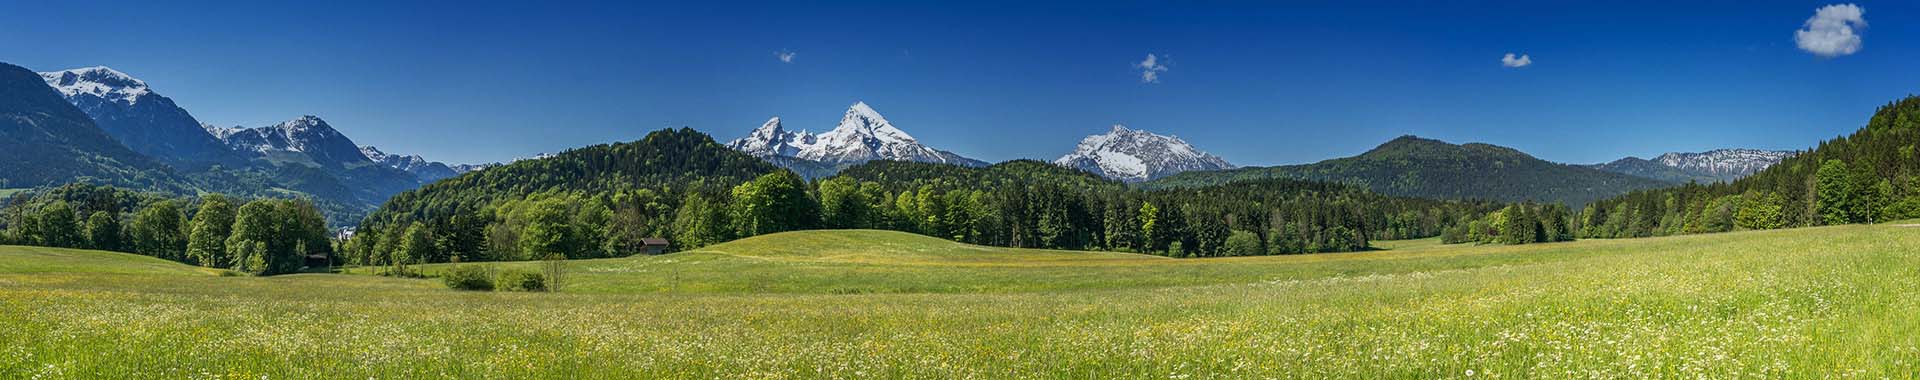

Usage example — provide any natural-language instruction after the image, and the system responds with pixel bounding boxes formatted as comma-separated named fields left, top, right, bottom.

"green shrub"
left=499, top=270, right=547, bottom=292
left=442, top=265, right=495, bottom=291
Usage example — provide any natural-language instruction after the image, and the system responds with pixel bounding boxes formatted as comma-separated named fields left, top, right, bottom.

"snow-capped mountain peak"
left=727, top=102, right=985, bottom=173
left=360, top=145, right=393, bottom=162
left=1054, top=124, right=1233, bottom=182
left=827, top=101, right=917, bottom=144
left=211, top=115, right=373, bottom=170
left=360, top=145, right=467, bottom=182
left=38, top=66, right=152, bottom=106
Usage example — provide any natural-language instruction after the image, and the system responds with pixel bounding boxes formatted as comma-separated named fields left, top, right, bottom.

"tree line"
left=351, top=155, right=1499, bottom=264
left=0, top=183, right=332, bottom=275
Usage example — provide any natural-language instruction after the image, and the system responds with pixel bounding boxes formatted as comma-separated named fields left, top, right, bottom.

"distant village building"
left=640, top=238, right=671, bottom=255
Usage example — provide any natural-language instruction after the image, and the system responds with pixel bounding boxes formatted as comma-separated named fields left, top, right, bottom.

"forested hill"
left=1579, top=96, right=1920, bottom=237
left=833, top=159, right=1126, bottom=193
left=1144, top=135, right=1673, bottom=207
left=0, top=62, right=190, bottom=192
left=358, top=128, right=778, bottom=230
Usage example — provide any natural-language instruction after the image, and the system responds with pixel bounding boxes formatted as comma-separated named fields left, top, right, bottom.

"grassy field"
left=4, top=226, right=1920, bottom=378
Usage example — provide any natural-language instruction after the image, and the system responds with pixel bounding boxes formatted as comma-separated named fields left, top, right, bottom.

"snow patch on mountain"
left=727, top=102, right=985, bottom=169
left=1589, top=148, right=1795, bottom=183
left=39, top=66, right=152, bottom=106
left=1652, top=149, right=1794, bottom=179
left=1054, top=125, right=1233, bottom=182
left=361, top=145, right=462, bottom=181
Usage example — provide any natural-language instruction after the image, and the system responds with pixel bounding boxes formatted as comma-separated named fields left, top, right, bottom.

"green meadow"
left=5, top=225, right=1920, bottom=378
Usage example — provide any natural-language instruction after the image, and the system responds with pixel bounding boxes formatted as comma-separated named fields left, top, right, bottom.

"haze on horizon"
left=3, top=1, right=1912, bottom=166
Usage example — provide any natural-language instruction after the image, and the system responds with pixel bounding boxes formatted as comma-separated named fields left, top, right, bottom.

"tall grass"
left=2, top=225, right=1916, bottom=378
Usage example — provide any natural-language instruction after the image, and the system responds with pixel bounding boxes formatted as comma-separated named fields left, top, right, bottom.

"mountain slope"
left=1588, top=149, right=1794, bottom=184
left=1146, top=135, right=1673, bottom=206
left=0, top=62, right=188, bottom=192
left=361, top=128, right=779, bottom=227
left=1053, top=125, right=1233, bottom=182
left=1585, top=95, right=1920, bottom=232
left=204, top=116, right=427, bottom=223
left=211, top=116, right=376, bottom=170
left=728, top=102, right=986, bottom=176
left=360, top=146, right=460, bottom=182
left=38, top=67, right=247, bottom=169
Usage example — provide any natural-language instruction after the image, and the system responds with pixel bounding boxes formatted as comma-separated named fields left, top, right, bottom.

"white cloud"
left=1135, top=53, right=1169, bottom=83
left=776, top=50, right=797, bottom=63
left=1795, top=4, right=1866, bottom=57
left=1501, top=53, right=1532, bottom=68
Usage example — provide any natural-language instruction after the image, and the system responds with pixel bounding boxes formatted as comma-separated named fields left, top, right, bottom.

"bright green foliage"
left=1736, top=192, right=1787, bottom=230
left=818, top=176, right=873, bottom=229
left=184, top=194, right=236, bottom=267
left=517, top=198, right=577, bottom=260
left=441, top=264, right=494, bottom=291
left=225, top=199, right=331, bottom=275
left=128, top=200, right=187, bottom=260
left=1816, top=160, right=1862, bottom=225
left=728, top=170, right=819, bottom=237
left=1224, top=230, right=1263, bottom=256
left=30, top=201, right=82, bottom=248
left=1449, top=203, right=1576, bottom=245
left=670, top=192, right=732, bottom=249
left=399, top=223, right=435, bottom=268
left=498, top=270, right=546, bottom=292
left=83, top=211, right=121, bottom=252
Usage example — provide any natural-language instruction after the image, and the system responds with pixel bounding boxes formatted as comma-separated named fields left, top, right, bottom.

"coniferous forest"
left=1571, top=96, right=1920, bottom=238
left=340, top=129, right=1499, bottom=266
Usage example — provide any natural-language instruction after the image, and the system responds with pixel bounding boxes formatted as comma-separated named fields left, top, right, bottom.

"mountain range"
left=5, top=61, right=1800, bottom=223
left=39, top=67, right=248, bottom=170
left=0, top=63, right=189, bottom=192
left=9, top=64, right=479, bottom=225
left=1585, top=149, right=1794, bottom=184
left=727, top=102, right=986, bottom=177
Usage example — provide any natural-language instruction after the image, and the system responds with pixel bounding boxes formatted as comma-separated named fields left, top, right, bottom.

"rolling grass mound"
left=687, top=229, right=1163, bottom=265
left=0, top=245, right=222, bottom=276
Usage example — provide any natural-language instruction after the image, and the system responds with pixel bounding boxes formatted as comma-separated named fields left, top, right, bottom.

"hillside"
left=1583, top=96, right=1920, bottom=235
left=359, top=127, right=778, bottom=229
left=1584, top=157, right=1723, bottom=184
left=1147, top=135, right=1674, bottom=206
left=0, top=245, right=223, bottom=276
left=0, top=62, right=190, bottom=193
left=1586, top=149, right=1794, bottom=184
left=39, top=67, right=249, bottom=169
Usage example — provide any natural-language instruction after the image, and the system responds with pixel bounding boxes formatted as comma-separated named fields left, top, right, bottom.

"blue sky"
left=3, top=0, right=1916, bottom=166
